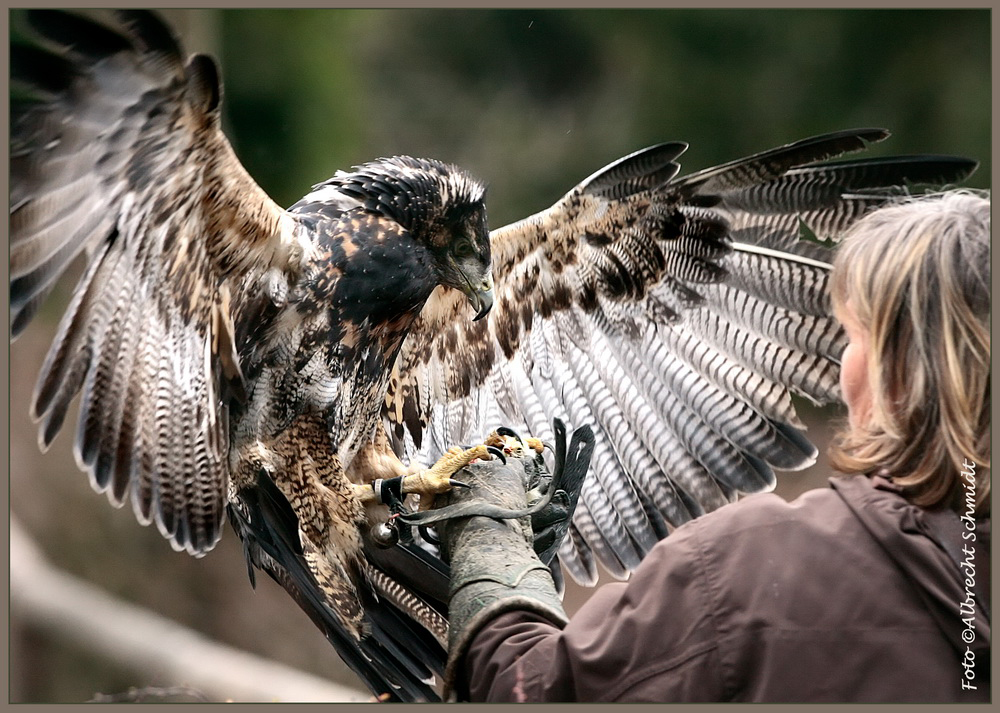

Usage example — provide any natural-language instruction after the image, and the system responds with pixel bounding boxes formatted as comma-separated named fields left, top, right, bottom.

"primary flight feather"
left=10, top=9, right=976, bottom=701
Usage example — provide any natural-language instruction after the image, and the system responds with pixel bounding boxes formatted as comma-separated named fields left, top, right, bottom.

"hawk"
left=10, top=9, right=976, bottom=701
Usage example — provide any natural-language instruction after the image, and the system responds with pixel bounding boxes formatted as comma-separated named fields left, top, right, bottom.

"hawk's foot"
left=405, top=445, right=505, bottom=510
left=352, top=444, right=505, bottom=509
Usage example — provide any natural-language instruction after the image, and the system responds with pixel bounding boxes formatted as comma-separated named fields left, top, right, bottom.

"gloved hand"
left=523, top=421, right=593, bottom=567
left=433, top=423, right=593, bottom=700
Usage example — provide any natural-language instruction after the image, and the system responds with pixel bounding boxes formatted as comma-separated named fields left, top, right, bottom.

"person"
left=438, top=189, right=991, bottom=702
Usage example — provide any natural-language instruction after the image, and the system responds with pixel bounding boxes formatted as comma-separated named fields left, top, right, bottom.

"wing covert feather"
left=387, top=129, right=978, bottom=581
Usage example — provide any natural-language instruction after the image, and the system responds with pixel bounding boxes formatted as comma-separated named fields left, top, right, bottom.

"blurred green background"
left=208, top=8, right=990, bottom=219
left=9, top=7, right=990, bottom=703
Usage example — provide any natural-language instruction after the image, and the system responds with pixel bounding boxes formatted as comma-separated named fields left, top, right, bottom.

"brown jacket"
left=460, top=475, right=991, bottom=702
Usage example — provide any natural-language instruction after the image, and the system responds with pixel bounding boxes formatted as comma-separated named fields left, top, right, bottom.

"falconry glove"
left=525, top=421, right=594, bottom=567
left=430, top=422, right=594, bottom=700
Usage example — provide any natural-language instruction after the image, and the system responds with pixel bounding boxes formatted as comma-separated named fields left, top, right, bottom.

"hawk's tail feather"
left=362, top=533, right=450, bottom=609
left=360, top=579, right=446, bottom=679
left=229, top=472, right=444, bottom=702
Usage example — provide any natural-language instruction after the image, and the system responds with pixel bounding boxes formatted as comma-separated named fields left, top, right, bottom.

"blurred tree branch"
left=9, top=518, right=368, bottom=703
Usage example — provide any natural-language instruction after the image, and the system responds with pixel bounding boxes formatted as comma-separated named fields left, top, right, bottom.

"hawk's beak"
left=463, top=273, right=494, bottom=321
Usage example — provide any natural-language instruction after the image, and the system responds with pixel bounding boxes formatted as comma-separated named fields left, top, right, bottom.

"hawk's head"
left=327, top=156, right=493, bottom=320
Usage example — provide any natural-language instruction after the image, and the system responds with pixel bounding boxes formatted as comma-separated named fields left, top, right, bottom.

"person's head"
left=828, top=190, right=990, bottom=515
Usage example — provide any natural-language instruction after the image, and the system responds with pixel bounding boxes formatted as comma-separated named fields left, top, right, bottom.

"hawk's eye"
left=453, top=240, right=475, bottom=259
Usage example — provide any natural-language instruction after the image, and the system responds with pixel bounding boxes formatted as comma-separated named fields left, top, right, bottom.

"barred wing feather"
left=10, top=10, right=295, bottom=556
left=386, top=129, right=977, bottom=583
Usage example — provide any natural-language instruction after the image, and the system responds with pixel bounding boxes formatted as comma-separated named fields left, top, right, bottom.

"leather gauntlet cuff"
left=443, top=514, right=568, bottom=700
left=439, top=458, right=568, bottom=699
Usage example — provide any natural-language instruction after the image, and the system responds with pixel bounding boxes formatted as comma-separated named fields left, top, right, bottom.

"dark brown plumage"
left=10, top=8, right=977, bottom=701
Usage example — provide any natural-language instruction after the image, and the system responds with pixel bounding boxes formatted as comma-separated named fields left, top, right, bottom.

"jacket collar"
left=829, top=474, right=991, bottom=656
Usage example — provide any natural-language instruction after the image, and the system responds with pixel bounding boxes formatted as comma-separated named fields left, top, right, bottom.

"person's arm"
left=438, top=451, right=727, bottom=702
left=459, top=530, right=728, bottom=702
left=437, top=451, right=569, bottom=699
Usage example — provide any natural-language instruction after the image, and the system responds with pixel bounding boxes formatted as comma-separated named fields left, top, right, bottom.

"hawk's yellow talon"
left=403, top=444, right=489, bottom=498
left=354, top=436, right=531, bottom=509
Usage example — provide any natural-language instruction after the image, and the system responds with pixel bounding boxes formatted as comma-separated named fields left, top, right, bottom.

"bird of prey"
left=10, top=9, right=977, bottom=702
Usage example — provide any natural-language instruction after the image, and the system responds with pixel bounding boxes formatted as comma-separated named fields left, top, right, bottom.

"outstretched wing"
left=12, top=11, right=458, bottom=700
left=385, top=129, right=977, bottom=583
left=10, top=10, right=298, bottom=556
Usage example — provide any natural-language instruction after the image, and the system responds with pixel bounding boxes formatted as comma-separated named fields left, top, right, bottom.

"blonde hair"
left=828, top=190, right=991, bottom=515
